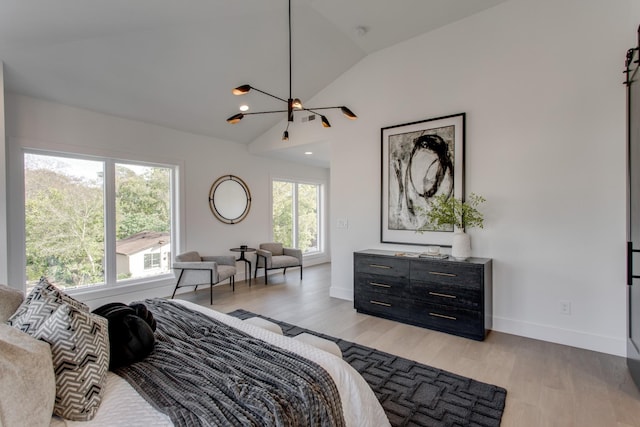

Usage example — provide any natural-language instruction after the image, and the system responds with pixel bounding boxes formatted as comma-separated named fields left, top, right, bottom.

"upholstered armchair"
left=171, top=251, right=236, bottom=304
left=254, top=243, right=302, bottom=284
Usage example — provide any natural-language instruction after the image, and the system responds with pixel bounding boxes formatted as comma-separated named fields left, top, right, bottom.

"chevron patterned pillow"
left=33, top=304, right=109, bottom=421
left=7, top=277, right=89, bottom=331
left=12, top=293, right=69, bottom=334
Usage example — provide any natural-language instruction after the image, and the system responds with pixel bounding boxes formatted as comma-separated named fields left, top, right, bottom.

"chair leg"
left=255, top=254, right=268, bottom=285
left=171, top=270, right=185, bottom=299
left=300, top=265, right=303, bottom=279
left=283, top=267, right=287, bottom=275
left=210, top=270, right=214, bottom=305
left=231, top=276, right=235, bottom=292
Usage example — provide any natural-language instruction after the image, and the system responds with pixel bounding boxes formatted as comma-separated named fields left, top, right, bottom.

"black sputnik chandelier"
left=226, top=0, right=357, bottom=141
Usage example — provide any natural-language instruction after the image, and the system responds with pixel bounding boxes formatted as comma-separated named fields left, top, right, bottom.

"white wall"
left=254, top=0, right=638, bottom=356
left=0, top=62, right=7, bottom=285
left=4, top=94, right=329, bottom=307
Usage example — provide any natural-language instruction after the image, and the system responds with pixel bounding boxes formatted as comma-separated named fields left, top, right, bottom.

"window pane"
left=271, top=180, right=321, bottom=255
left=115, top=164, right=172, bottom=281
left=298, top=184, right=319, bottom=254
left=24, top=154, right=105, bottom=290
left=272, top=181, right=294, bottom=247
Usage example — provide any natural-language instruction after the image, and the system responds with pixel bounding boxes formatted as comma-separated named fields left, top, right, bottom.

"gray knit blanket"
left=115, top=299, right=345, bottom=427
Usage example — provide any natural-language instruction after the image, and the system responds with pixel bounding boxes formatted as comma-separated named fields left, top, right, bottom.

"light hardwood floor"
left=174, top=263, right=640, bottom=427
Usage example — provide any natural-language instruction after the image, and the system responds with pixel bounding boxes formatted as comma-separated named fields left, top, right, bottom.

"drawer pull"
left=429, top=312, right=457, bottom=321
left=429, top=271, right=457, bottom=277
left=370, top=300, right=391, bottom=307
left=429, top=291, right=456, bottom=299
left=370, top=264, right=392, bottom=269
left=370, top=282, right=391, bottom=288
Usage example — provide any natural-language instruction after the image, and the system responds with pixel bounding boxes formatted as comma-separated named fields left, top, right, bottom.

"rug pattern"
left=228, top=309, right=506, bottom=427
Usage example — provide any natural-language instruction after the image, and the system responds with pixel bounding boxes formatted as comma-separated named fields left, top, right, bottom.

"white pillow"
left=0, top=324, right=56, bottom=427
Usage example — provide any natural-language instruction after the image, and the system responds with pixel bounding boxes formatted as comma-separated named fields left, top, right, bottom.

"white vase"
left=451, top=231, right=471, bottom=260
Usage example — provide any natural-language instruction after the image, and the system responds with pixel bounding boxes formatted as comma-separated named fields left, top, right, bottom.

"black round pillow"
left=129, top=303, right=157, bottom=331
left=93, top=302, right=156, bottom=369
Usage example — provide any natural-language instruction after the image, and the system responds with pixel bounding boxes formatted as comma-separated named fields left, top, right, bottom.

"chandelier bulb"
left=282, top=130, right=289, bottom=141
left=227, top=113, right=244, bottom=124
left=232, top=85, right=251, bottom=95
left=292, top=98, right=303, bottom=109
left=341, top=106, right=358, bottom=120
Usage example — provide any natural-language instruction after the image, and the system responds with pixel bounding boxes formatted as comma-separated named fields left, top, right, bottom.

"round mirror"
left=209, top=175, right=251, bottom=224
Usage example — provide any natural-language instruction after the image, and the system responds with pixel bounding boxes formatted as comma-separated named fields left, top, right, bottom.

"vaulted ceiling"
left=0, top=0, right=508, bottom=149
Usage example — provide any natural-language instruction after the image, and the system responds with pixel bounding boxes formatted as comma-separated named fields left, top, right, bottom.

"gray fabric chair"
left=171, top=251, right=236, bottom=304
left=254, top=243, right=302, bottom=284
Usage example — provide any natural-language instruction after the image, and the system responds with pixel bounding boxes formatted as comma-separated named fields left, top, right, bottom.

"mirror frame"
left=208, top=175, right=252, bottom=224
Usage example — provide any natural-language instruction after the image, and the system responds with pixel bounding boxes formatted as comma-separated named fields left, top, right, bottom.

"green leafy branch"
left=420, top=193, right=486, bottom=231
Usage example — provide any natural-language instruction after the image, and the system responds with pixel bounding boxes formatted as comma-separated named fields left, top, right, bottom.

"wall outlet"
left=560, top=300, right=572, bottom=315
left=337, top=218, right=349, bottom=229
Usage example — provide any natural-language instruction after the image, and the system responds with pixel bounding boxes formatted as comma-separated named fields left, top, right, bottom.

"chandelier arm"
left=302, top=108, right=327, bottom=116
left=243, top=109, right=289, bottom=115
left=248, top=87, right=289, bottom=104
left=304, top=105, right=357, bottom=120
left=301, top=106, right=345, bottom=111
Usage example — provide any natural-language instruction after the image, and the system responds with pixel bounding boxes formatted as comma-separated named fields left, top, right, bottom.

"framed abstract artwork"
left=381, top=113, right=465, bottom=245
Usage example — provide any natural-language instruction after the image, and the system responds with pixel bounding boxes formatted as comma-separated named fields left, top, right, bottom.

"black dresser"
left=354, top=249, right=492, bottom=341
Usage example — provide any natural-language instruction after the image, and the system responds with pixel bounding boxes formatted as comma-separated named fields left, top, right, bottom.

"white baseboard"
left=329, top=286, right=353, bottom=301
left=327, top=288, right=625, bottom=357
left=493, top=315, right=626, bottom=357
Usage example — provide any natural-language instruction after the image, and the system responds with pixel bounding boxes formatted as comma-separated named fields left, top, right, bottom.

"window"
left=272, top=179, right=322, bottom=254
left=144, top=253, right=161, bottom=270
left=24, top=152, right=175, bottom=290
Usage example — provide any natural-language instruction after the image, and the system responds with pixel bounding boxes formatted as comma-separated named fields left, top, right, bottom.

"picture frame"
left=381, top=113, right=465, bottom=246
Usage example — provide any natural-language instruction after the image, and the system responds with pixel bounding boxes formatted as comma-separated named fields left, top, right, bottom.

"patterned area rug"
left=228, top=309, right=507, bottom=427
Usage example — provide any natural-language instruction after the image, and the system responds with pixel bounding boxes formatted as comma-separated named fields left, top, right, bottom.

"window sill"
left=66, top=274, right=176, bottom=307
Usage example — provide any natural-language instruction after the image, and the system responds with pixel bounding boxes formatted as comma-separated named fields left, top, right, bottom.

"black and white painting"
left=381, top=113, right=465, bottom=245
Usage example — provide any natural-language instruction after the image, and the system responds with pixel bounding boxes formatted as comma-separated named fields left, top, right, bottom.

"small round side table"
left=230, top=247, right=256, bottom=286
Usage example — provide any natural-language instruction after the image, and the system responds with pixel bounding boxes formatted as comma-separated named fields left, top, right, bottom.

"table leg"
left=245, top=259, right=252, bottom=286
left=236, top=253, right=252, bottom=286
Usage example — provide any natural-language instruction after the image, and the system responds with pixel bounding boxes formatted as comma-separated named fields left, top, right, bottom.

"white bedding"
left=51, top=300, right=390, bottom=427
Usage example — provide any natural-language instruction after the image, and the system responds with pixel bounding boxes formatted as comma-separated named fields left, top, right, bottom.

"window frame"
left=18, top=148, right=183, bottom=296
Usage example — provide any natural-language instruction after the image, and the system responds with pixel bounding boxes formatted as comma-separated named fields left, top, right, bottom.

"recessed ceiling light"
left=304, top=151, right=313, bottom=155
left=239, top=105, right=249, bottom=112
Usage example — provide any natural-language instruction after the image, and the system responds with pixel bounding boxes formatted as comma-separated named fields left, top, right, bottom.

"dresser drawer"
left=354, top=290, right=410, bottom=320
left=355, top=273, right=406, bottom=296
left=409, top=281, right=481, bottom=309
left=410, top=302, right=484, bottom=340
left=355, top=255, right=409, bottom=278
left=410, top=260, right=482, bottom=287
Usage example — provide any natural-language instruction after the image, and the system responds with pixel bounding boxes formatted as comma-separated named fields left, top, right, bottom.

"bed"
left=1, top=282, right=389, bottom=427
